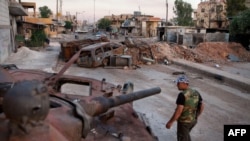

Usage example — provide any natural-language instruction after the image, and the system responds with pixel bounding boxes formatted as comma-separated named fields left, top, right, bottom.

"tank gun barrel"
left=85, top=87, right=161, bottom=116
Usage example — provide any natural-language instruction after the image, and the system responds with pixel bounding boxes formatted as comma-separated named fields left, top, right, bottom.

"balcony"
left=9, top=1, right=28, bottom=16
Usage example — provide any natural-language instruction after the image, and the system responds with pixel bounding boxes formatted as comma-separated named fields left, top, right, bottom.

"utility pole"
left=60, top=0, right=62, bottom=19
left=56, top=0, right=58, bottom=21
left=94, top=0, right=96, bottom=31
left=166, top=0, right=168, bottom=26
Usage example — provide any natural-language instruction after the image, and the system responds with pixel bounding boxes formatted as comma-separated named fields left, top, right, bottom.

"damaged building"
left=164, top=0, right=230, bottom=47
left=0, top=0, right=28, bottom=63
left=193, top=0, right=228, bottom=29
left=105, top=11, right=161, bottom=38
left=165, top=26, right=229, bottom=47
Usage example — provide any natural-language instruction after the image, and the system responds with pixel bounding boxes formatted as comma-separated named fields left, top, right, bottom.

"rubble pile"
left=123, top=38, right=250, bottom=65
left=168, top=44, right=204, bottom=63
left=193, top=42, right=250, bottom=63
left=149, top=42, right=174, bottom=63
left=8, top=38, right=250, bottom=69
left=123, top=38, right=202, bottom=65
left=123, top=38, right=161, bottom=65
left=6, top=47, right=44, bottom=63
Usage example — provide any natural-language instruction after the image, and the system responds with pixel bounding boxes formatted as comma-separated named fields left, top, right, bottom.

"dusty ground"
left=3, top=37, right=250, bottom=141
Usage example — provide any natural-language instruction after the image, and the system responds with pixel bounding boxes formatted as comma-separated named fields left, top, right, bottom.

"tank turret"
left=83, top=87, right=161, bottom=116
left=0, top=50, right=161, bottom=141
left=0, top=76, right=161, bottom=141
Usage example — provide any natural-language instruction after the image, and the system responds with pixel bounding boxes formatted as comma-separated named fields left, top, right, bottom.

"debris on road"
left=6, top=35, right=250, bottom=70
left=122, top=38, right=250, bottom=66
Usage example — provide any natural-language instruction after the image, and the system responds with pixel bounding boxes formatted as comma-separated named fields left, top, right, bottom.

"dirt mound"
left=169, top=44, right=204, bottom=63
left=124, top=38, right=250, bottom=65
left=6, top=47, right=44, bottom=63
left=194, top=42, right=250, bottom=63
left=166, top=42, right=250, bottom=64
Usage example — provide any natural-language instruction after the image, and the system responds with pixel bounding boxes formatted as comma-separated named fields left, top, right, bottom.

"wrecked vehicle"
left=0, top=48, right=161, bottom=141
left=60, top=37, right=109, bottom=62
left=76, top=42, right=131, bottom=68
left=105, top=55, right=132, bottom=69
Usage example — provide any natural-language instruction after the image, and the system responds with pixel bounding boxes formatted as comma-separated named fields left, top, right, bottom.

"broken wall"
left=206, top=33, right=229, bottom=42
left=165, top=26, right=197, bottom=44
left=166, top=27, right=178, bottom=43
left=183, top=33, right=193, bottom=47
left=192, top=33, right=205, bottom=45
left=182, top=32, right=229, bottom=47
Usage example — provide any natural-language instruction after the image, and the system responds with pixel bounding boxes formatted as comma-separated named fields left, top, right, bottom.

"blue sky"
left=21, top=0, right=201, bottom=23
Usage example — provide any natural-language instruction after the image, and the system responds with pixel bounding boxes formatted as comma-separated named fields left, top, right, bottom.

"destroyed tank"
left=0, top=46, right=161, bottom=141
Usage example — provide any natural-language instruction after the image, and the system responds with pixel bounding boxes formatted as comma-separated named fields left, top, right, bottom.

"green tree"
left=173, top=0, right=193, bottom=26
left=39, top=6, right=52, bottom=18
left=226, top=0, right=247, bottom=17
left=229, top=9, right=250, bottom=35
left=64, top=21, right=72, bottom=29
left=97, top=18, right=111, bottom=29
left=29, top=29, right=46, bottom=47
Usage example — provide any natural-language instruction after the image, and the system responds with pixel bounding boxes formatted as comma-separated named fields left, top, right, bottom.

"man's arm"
left=197, top=102, right=204, bottom=118
left=166, top=104, right=184, bottom=129
left=196, top=93, right=204, bottom=118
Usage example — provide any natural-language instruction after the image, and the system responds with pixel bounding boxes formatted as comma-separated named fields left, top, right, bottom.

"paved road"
left=4, top=41, right=250, bottom=141
left=64, top=62, right=250, bottom=141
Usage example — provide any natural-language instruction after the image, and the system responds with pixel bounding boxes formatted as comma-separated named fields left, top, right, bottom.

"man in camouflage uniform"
left=166, top=75, right=204, bottom=141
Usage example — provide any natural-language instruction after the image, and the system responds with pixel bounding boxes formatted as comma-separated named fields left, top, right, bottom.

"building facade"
left=0, top=0, right=11, bottom=63
left=117, top=12, right=161, bottom=37
left=193, top=0, right=228, bottom=29
left=0, top=0, right=28, bottom=63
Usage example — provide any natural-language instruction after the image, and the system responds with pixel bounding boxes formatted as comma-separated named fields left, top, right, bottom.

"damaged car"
left=76, top=42, right=129, bottom=68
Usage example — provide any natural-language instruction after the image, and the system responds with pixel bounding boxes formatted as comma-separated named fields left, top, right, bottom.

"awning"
left=17, top=21, right=46, bottom=29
